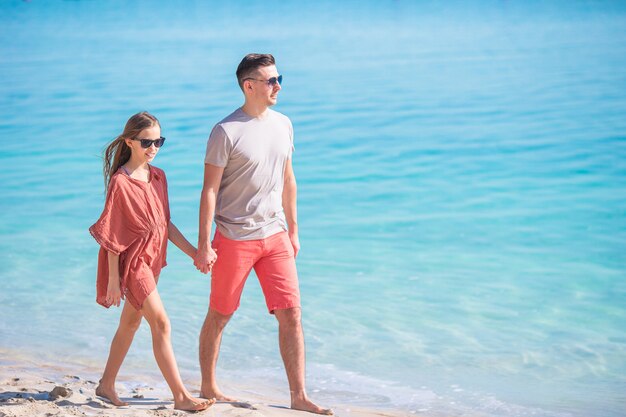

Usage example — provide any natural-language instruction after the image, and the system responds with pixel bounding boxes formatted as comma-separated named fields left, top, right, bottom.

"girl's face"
left=125, top=124, right=162, bottom=164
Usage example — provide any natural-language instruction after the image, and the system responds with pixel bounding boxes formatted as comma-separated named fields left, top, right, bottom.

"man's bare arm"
left=195, top=163, right=224, bottom=273
left=282, top=158, right=300, bottom=257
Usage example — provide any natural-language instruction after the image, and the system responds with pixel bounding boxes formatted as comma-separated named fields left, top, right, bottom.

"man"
left=194, top=53, right=332, bottom=415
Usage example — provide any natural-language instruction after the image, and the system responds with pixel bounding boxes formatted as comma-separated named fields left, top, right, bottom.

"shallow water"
left=1, top=1, right=626, bottom=416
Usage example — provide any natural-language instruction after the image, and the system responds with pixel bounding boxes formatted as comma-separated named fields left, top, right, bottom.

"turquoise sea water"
left=1, top=1, right=626, bottom=416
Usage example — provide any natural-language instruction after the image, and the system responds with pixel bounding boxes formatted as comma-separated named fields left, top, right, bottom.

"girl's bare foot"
left=95, top=381, right=128, bottom=407
left=174, top=396, right=215, bottom=412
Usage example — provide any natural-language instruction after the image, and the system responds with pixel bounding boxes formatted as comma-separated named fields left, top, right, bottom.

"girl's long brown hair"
left=103, top=111, right=160, bottom=193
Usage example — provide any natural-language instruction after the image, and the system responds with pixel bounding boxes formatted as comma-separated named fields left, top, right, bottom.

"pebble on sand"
left=48, top=386, right=72, bottom=401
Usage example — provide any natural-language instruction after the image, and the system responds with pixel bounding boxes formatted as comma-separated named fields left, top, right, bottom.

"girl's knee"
left=119, top=311, right=142, bottom=333
left=149, top=315, right=171, bottom=335
left=122, top=317, right=142, bottom=333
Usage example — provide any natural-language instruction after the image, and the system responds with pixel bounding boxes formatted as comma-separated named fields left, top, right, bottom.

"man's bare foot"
left=174, top=396, right=215, bottom=412
left=200, top=385, right=236, bottom=402
left=292, top=397, right=333, bottom=415
left=95, top=382, right=128, bottom=407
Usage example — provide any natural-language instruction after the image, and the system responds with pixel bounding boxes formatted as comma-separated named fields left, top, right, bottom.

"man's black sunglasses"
left=131, top=137, right=166, bottom=149
left=244, top=74, right=283, bottom=87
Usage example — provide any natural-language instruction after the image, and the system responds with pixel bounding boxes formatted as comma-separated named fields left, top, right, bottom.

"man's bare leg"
left=274, top=307, right=333, bottom=415
left=199, top=308, right=237, bottom=401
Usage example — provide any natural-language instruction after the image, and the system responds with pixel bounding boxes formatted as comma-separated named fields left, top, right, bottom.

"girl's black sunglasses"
left=132, top=137, right=166, bottom=148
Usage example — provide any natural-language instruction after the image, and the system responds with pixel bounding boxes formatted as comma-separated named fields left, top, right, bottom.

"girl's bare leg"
left=96, top=300, right=142, bottom=406
left=141, top=289, right=214, bottom=411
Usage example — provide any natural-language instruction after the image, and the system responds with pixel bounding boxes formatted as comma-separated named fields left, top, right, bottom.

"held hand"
left=194, top=246, right=218, bottom=274
left=289, top=231, right=300, bottom=258
left=106, top=278, right=124, bottom=307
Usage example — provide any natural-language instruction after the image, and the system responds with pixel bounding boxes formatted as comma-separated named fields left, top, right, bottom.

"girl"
left=89, top=112, right=214, bottom=412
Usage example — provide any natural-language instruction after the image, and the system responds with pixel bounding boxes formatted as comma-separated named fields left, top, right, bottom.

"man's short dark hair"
left=236, top=53, right=276, bottom=90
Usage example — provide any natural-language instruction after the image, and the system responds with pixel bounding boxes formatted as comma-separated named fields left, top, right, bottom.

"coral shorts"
left=210, top=229, right=301, bottom=315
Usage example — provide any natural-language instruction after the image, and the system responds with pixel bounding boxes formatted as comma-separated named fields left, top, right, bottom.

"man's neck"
left=241, top=101, right=270, bottom=119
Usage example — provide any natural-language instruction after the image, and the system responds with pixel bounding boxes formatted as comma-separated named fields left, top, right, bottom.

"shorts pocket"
left=211, top=230, right=221, bottom=250
left=279, top=232, right=295, bottom=257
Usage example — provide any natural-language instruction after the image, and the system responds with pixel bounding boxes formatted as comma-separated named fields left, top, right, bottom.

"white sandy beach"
left=0, top=350, right=416, bottom=417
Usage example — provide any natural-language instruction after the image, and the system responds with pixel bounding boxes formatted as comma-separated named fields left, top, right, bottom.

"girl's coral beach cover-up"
left=89, top=166, right=170, bottom=310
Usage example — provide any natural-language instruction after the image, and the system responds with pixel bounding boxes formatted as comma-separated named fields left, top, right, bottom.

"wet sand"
left=0, top=352, right=415, bottom=417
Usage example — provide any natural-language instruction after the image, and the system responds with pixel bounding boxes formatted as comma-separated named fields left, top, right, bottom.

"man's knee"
left=205, top=308, right=233, bottom=331
left=275, top=307, right=301, bottom=328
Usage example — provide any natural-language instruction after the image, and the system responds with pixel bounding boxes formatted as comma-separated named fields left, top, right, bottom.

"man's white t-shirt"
left=205, top=107, right=294, bottom=240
